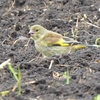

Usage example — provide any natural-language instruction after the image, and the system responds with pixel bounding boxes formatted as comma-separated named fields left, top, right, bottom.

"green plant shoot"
left=95, top=38, right=100, bottom=45
left=63, top=69, right=71, bottom=84
left=8, top=64, right=22, bottom=95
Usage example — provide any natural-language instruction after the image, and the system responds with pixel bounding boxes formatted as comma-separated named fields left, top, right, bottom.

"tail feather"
left=86, top=44, right=100, bottom=48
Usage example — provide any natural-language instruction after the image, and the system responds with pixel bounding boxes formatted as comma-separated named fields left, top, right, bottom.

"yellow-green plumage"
left=29, top=25, right=86, bottom=57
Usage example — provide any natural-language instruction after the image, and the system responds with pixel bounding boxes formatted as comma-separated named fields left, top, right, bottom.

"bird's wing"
left=41, top=31, right=80, bottom=47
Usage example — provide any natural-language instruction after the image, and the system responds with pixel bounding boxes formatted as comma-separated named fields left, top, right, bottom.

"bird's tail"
left=70, top=43, right=100, bottom=52
left=86, top=44, right=100, bottom=48
left=71, top=44, right=86, bottom=52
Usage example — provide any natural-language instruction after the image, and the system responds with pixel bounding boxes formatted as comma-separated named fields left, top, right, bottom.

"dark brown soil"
left=0, top=0, right=100, bottom=100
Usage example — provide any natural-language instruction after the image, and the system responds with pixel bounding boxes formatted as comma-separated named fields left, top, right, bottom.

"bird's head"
left=28, top=25, right=47, bottom=40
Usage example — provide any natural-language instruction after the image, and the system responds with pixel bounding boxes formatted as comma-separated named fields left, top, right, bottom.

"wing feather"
left=41, top=31, right=81, bottom=47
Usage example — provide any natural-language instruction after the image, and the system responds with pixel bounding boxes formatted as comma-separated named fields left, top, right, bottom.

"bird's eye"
left=36, top=29, right=38, bottom=32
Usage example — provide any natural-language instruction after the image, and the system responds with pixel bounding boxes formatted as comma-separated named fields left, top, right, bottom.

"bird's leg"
left=29, top=53, right=42, bottom=63
left=68, top=43, right=74, bottom=54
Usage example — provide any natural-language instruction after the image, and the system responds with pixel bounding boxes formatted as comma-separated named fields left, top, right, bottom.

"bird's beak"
left=28, top=31, right=35, bottom=38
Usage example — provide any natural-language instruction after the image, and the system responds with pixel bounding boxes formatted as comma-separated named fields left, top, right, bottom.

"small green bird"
left=28, top=25, right=86, bottom=57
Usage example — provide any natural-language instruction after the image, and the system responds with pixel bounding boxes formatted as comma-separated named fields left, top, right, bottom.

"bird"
left=28, top=25, right=86, bottom=57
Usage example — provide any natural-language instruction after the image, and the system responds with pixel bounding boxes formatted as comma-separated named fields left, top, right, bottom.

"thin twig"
left=25, top=80, right=37, bottom=85
left=29, top=53, right=41, bottom=62
left=86, top=22, right=100, bottom=29
left=0, top=97, right=3, bottom=100
left=2, top=0, right=16, bottom=16
left=49, top=60, right=54, bottom=69
left=12, top=82, right=18, bottom=92
left=0, top=59, right=11, bottom=69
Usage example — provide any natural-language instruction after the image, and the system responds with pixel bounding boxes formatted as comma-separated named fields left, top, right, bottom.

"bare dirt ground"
left=0, top=0, right=100, bottom=100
